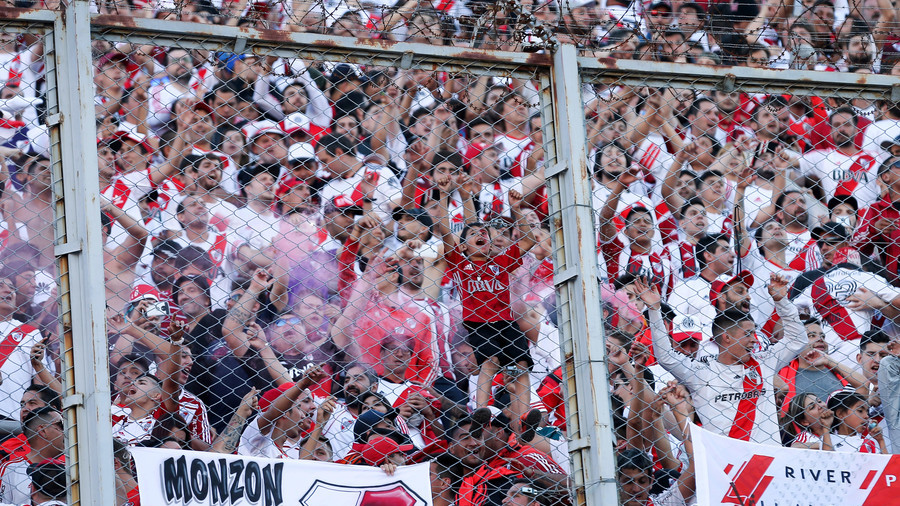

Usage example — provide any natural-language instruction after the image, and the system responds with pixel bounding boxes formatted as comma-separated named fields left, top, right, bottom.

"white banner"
left=691, top=423, right=900, bottom=506
left=128, top=447, right=434, bottom=506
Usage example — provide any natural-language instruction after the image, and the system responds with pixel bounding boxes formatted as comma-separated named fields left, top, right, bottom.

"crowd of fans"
left=0, top=0, right=895, bottom=505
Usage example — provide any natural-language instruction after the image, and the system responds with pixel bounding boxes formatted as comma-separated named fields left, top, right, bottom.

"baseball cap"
left=329, top=64, right=362, bottom=84
left=241, top=120, right=287, bottom=141
left=462, top=142, right=499, bottom=169
left=671, top=313, right=703, bottom=343
left=323, top=195, right=364, bottom=216
left=648, top=0, right=672, bottom=11
left=811, top=221, right=850, bottom=241
left=258, top=382, right=295, bottom=412
left=97, top=51, right=127, bottom=68
left=152, top=239, right=182, bottom=260
left=281, top=112, right=312, bottom=137
left=288, top=142, right=316, bottom=164
left=361, top=436, right=414, bottom=466
left=353, top=410, right=391, bottom=443
left=129, top=284, right=161, bottom=303
left=392, top=206, right=434, bottom=230
left=390, top=385, right=440, bottom=410
left=107, top=129, right=153, bottom=155
left=709, top=270, right=754, bottom=308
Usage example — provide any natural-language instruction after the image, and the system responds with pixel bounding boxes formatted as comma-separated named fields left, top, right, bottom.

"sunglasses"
left=817, top=237, right=845, bottom=246
left=274, top=317, right=302, bottom=327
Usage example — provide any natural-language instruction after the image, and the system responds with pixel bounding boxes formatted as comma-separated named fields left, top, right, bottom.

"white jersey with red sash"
left=0, top=321, right=41, bottom=420
left=600, top=231, right=673, bottom=297
left=799, top=149, right=880, bottom=208
left=495, top=133, right=532, bottom=177
left=111, top=404, right=164, bottom=446
left=178, top=390, right=213, bottom=445
left=789, top=265, right=900, bottom=368
left=665, top=240, right=700, bottom=281
left=102, top=173, right=149, bottom=248
left=477, top=178, right=522, bottom=222
left=171, top=228, right=230, bottom=273
left=0, top=454, right=31, bottom=505
left=649, top=298, right=807, bottom=446
left=191, top=145, right=238, bottom=195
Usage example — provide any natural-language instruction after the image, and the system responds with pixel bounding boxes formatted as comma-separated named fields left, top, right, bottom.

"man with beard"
left=322, top=363, right=378, bottom=461
left=799, top=107, right=880, bottom=208
left=135, top=239, right=181, bottom=302
left=148, top=48, right=196, bottom=132
left=668, top=233, right=735, bottom=328
left=229, top=163, right=282, bottom=283
left=444, top=417, right=483, bottom=495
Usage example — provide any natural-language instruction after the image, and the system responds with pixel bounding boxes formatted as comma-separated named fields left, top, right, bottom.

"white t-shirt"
left=238, top=416, right=287, bottom=459
left=319, top=164, right=402, bottom=220
left=321, top=402, right=357, bottom=461
left=0, top=320, right=42, bottom=419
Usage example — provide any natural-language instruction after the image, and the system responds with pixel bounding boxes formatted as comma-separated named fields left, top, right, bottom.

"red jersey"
left=178, top=390, right=213, bottom=445
left=536, top=367, right=566, bottom=431
left=447, top=244, right=523, bottom=322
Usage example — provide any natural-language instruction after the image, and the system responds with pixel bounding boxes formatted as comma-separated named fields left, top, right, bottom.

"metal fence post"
left=49, top=1, right=115, bottom=504
left=545, top=43, right=619, bottom=506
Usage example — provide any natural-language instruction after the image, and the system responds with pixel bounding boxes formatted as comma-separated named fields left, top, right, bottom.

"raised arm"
left=637, top=277, right=697, bottom=382
left=769, top=273, right=807, bottom=370
left=223, top=268, right=272, bottom=359
left=257, top=365, right=326, bottom=434
left=212, top=387, right=258, bottom=454
left=510, top=189, right=537, bottom=253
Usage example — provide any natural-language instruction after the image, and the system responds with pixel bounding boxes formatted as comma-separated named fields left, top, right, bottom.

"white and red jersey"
left=477, top=178, right=522, bottom=222
left=799, top=149, right=880, bottom=208
left=600, top=232, right=674, bottom=297
left=321, top=402, right=357, bottom=461
left=665, top=239, right=700, bottom=281
left=0, top=321, right=42, bottom=420
left=448, top=243, right=523, bottom=323
left=170, top=227, right=231, bottom=275
left=495, top=133, right=533, bottom=177
left=650, top=298, right=807, bottom=446
left=831, top=433, right=880, bottom=453
left=633, top=135, right=675, bottom=185
left=102, top=170, right=152, bottom=247
left=319, top=163, right=402, bottom=220
left=406, top=297, right=455, bottom=384
left=178, top=390, right=212, bottom=445
left=111, top=404, right=163, bottom=446
left=509, top=140, right=540, bottom=179
left=789, top=265, right=900, bottom=367
left=783, top=229, right=819, bottom=270
left=238, top=416, right=290, bottom=459
left=792, top=430, right=824, bottom=449
left=0, top=455, right=30, bottom=505
left=592, top=185, right=678, bottom=246
left=742, top=246, right=802, bottom=328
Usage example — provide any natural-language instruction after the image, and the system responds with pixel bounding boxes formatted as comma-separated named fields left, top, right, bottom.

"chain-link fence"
left=0, top=1, right=898, bottom=506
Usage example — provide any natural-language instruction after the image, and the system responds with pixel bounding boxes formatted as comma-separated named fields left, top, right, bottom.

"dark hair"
left=27, top=461, right=66, bottom=500
left=774, top=189, right=803, bottom=215
left=698, top=169, right=724, bottom=185
left=116, top=353, right=151, bottom=374
left=829, top=106, right=859, bottom=126
left=712, top=310, right=755, bottom=344
left=624, top=206, right=652, bottom=225
left=617, top=448, right=653, bottom=474
left=24, top=384, right=62, bottom=412
left=316, top=133, right=356, bottom=157
left=174, top=245, right=214, bottom=272
left=431, top=150, right=464, bottom=173
left=696, top=233, right=729, bottom=272
left=827, top=391, right=866, bottom=434
left=679, top=197, right=705, bottom=220
left=593, top=141, right=633, bottom=180
left=860, top=329, right=890, bottom=352
left=466, top=117, right=494, bottom=138
left=687, top=97, right=716, bottom=118
left=460, top=222, right=486, bottom=244
left=446, top=415, right=475, bottom=441
left=22, top=406, right=60, bottom=441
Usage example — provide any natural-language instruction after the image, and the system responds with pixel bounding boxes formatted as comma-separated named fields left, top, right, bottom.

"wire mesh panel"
left=582, top=52, right=900, bottom=503
left=0, top=15, right=73, bottom=506
left=85, top=18, right=580, bottom=505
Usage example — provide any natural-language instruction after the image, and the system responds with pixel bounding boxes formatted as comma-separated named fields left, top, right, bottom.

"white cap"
left=288, top=142, right=316, bottom=163
left=280, top=112, right=311, bottom=135
left=241, top=120, right=286, bottom=141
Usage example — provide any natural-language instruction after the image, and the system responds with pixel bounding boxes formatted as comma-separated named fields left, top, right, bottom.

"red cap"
left=108, top=130, right=153, bottom=155
left=129, top=284, right=160, bottom=303
left=97, top=51, right=127, bottom=68
left=193, top=101, right=214, bottom=114
left=709, top=270, right=754, bottom=308
left=462, top=142, right=497, bottom=169
left=670, top=313, right=703, bottom=343
left=258, top=382, right=295, bottom=412
left=361, top=436, right=414, bottom=466
left=832, top=247, right=862, bottom=267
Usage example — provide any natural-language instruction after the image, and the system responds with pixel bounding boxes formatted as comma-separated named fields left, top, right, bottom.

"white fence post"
left=49, top=1, right=116, bottom=504
left=545, top=43, right=620, bottom=506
